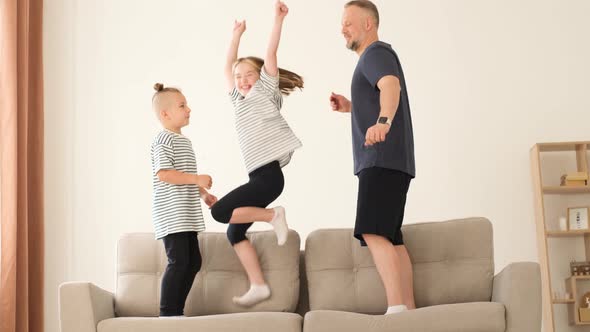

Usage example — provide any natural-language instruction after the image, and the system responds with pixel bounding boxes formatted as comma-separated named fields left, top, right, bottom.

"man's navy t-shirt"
left=351, top=41, right=415, bottom=177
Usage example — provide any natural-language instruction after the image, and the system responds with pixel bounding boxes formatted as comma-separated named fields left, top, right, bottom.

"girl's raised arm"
left=225, top=20, right=246, bottom=92
left=264, top=1, right=288, bottom=77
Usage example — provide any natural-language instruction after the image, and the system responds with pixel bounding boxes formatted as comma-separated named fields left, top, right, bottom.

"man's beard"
left=347, top=40, right=359, bottom=51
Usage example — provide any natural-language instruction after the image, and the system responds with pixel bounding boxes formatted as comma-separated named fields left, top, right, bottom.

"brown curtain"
left=0, top=0, right=44, bottom=331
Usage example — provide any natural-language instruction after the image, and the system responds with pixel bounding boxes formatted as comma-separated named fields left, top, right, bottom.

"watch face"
left=378, top=117, right=388, bottom=124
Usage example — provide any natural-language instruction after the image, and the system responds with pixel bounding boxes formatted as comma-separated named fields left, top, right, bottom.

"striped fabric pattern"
left=151, top=130, right=205, bottom=240
left=229, top=67, right=302, bottom=174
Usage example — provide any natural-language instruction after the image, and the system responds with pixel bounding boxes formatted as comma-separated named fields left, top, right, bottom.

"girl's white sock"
left=385, top=304, right=408, bottom=315
left=232, top=284, right=271, bottom=307
left=269, top=206, right=288, bottom=246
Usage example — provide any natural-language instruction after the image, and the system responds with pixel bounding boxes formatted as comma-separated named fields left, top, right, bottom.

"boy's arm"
left=264, top=1, right=288, bottom=77
left=226, top=20, right=246, bottom=93
left=157, top=170, right=212, bottom=189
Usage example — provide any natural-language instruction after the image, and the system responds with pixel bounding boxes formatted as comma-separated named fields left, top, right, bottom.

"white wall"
left=45, top=0, right=590, bottom=331
left=44, top=0, right=74, bottom=331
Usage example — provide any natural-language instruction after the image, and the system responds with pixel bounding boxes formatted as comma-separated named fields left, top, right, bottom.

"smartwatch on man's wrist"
left=377, top=116, right=392, bottom=126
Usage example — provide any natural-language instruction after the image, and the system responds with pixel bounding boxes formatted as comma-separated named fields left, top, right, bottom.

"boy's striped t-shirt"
left=151, top=130, right=205, bottom=240
left=229, top=67, right=302, bottom=174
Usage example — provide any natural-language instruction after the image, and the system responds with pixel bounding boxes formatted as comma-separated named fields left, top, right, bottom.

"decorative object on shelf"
left=559, top=216, right=568, bottom=231
left=571, top=261, right=590, bottom=276
left=568, top=207, right=589, bottom=230
left=580, top=292, right=590, bottom=322
left=561, top=171, right=588, bottom=187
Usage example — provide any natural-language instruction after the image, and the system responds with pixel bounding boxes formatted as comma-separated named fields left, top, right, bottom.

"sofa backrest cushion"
left=115, top=230, right=300, bottom=316
left=304, top=218, right=494, bottom=314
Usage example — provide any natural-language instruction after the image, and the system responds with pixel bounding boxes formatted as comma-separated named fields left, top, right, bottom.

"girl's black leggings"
left=211, top=161, right=284, bottom=245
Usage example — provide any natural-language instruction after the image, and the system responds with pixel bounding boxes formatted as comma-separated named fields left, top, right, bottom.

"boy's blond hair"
left=152, top=83, right=182, bottom=118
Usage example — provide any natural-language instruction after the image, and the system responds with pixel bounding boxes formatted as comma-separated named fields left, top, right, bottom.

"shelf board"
left=547, top=230, right=590, bottom=237
left=553, top=299, right=575, bottom=304
left=537, top=141, right=590, bottom=152
left=567, top=275, right=590, bottom=281
left=543, top=186, right=590, bottom=194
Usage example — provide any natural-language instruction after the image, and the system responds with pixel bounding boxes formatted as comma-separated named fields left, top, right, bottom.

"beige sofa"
left=59, top=217, right=541, bottom=332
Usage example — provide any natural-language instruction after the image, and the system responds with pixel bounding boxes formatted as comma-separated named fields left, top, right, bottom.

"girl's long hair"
left=233, top=57, right=303, bottom=96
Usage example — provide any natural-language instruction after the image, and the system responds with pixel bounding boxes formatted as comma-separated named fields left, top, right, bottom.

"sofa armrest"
left=59, top=282, right=115, bottom=332
left=492, top=262, right=541, bottom=332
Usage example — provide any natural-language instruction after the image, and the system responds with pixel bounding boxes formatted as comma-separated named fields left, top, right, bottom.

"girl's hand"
left=275, top=1, right=288, bottom=19
left=233, top=20, right=246, bottom=37
left=203, top=192, right=218, bottom=208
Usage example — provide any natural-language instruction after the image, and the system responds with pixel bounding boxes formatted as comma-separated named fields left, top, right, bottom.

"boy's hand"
left=195, top=174, right=212, bottom=189
left=275, top=1, right=288, bottom=19
left=203, top=193, right=218, bottom=208
left=233, top=20, right=246, bottom=37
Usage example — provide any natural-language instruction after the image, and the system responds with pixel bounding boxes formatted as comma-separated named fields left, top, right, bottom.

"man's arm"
left=364, top=75, right=401, bottom=146
left=376, top=75, right=401, bottom=122
left=330, top=92, right=351, bottom=113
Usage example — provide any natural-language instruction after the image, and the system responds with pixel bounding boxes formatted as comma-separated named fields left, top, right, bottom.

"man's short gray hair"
left=345, top=0, right=380, bottom=27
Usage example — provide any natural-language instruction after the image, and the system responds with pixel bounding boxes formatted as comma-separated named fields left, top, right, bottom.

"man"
left=330, top=0, right=416, bottom=315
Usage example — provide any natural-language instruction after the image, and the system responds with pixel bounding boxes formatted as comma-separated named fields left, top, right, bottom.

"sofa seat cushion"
left=98, top=312, right=302, bottom=332
left=303, top=302, right=505, bottom=332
